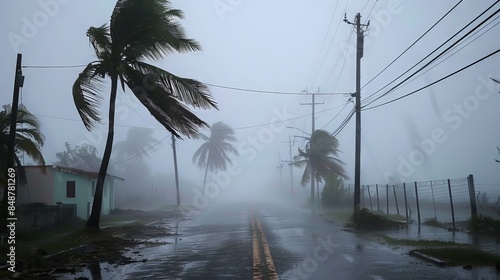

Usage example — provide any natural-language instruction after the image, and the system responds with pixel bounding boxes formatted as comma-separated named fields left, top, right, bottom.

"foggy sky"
left=1, top=0, right=499, bottom=202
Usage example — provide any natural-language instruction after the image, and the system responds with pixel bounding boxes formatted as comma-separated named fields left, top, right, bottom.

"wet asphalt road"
left=57, top=199, right=499, bottom=279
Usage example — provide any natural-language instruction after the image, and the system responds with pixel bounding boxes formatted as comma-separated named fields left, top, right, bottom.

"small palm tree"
left=73, top=0, right=217, bottom=228
left=193, top=121, right=238, bottom=195
left=291, top=129, right=348, bottom=204
left=1, top=104, right=45, bottom=201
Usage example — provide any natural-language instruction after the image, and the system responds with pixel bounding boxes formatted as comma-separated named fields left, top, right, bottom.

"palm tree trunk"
left=86, top=74, right=118, bottom=228
left=202, top=163, right=209, bottom=196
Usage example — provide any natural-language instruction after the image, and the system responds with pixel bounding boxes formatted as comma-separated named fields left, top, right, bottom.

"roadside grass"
left=372, top=234, right=462, bottom=247
left=415, top=247, right=500, bottom=266
left=317, top=207, right=353, bottom=223
left=422, top=218, right=448, bottom=229
left=0, top=207, right=182, bottom=265
left=309, top=202, right=500, bottom=266
left=368, top=233, right=500, bottom=266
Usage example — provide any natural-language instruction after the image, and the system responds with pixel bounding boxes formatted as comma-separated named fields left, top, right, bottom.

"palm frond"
left=72, top=63, right=105, bottom=130
left=86, top=24, right=111, bottom=60
left=122, top=65, right=209, bottom=138
left=111, top=0, right=200, bottom=61
left=130, top=62, right=217, bottom=109
left=194, top=132, right=209, bottom=141
left=300, top=163, right=312, bottom=187
left=192, top=142, right=210, bottom=168
left=210, top=121, right=237, bottom=142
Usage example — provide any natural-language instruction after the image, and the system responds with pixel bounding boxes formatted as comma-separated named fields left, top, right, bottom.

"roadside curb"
left=409, top=250, right=446, bottom=266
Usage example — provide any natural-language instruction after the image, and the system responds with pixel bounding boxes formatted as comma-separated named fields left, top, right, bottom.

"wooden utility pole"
left=4, top=54, right=24, bottom=201
left=281, top=137, right=295, bottom=199
left=344, top=13, right=369, bottom=211
left=300, top=89, right=323, bottom=205
left=171, top=133, right=180, bottom=206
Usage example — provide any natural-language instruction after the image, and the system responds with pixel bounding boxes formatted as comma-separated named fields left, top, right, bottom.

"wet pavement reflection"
left=53, top=201, right=500, bottom=279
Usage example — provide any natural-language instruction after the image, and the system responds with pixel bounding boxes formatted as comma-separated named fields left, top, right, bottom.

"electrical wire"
left=307, top=0, right=341, bottom=86
left=362, top=4, right=499, bottom=108
left=308, top=0, right=350, bottom=88
left=394, top=15, right=500, bottom=91
left=33, top=102, right=349, bottom=132
left=320, top=99, right=352, bottom=130
left=331, top=108, right=356, bottom=137
left=361, top=0, right=463, bottom=92
left=205, top=82, right=350, bottom=95
left=22, top=64, right=350, bottom=96
left=362, top=48, right=500, bottom=111
left=22, top=64, right=88, bottom=69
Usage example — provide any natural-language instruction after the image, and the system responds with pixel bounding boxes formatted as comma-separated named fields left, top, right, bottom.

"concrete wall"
left=18, top=167, right=55, bottom=205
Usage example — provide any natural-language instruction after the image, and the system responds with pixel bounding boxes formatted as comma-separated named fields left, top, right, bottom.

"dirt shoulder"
left=0, top=208, right=185, bottom=279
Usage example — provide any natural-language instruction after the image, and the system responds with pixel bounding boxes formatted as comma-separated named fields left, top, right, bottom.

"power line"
left=309, top=0, right=350, bottom=88
left=361, top=0, right=463, bottom=92
left=109, top=135, right=170, bottom=166
left=33, top=102, right=349, bottom=132
left=22, top=63, right=350, bottom=96
left=394, top=15, right=500, bottom=91
left=205, top=82, right=350, bottom=95
left=320, top=100, right=352, bottom=130
left=362, top=48, right=500, bottom=111
left=331, top=108, right=356, bottom=137
left=363, top=4, right=499, bottom=108
left=307, top=0, right=340, bottom=86
left=22, top=64, right=88, bottom=69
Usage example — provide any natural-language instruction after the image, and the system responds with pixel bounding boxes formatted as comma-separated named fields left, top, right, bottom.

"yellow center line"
left=251, top=207, right=279, bottom=280
left=252, top=213, right=263, bottom=280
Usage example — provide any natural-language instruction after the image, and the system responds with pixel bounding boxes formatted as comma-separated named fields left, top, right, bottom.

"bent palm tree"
left=291, top=129, right=348, bottom=203
left=73, top=0, right=217, bottom=228
left=193, top=121, right=238, bottom=195
left=1, top=104, right=45, bottom=201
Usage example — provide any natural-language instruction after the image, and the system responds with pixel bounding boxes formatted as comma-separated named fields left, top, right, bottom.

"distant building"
left=17, top=165, right=124, bottom=220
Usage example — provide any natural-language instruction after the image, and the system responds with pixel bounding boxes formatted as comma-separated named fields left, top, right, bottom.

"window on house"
left=66, top=181, right=76, bottom=198
left=92, top=181, right=96, bottom=197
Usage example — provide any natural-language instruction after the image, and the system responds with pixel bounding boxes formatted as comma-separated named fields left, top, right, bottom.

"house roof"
left=24, top=165, right=125, bottom=181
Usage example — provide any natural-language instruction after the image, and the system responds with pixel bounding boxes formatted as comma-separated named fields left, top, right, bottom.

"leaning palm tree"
left=1, top=104, right=46, bottom=201
left=291, top=129, right=348, bottom=204
left=73, top=0, right=217, bottom=228
left=192, top=121, right=238, bottom=195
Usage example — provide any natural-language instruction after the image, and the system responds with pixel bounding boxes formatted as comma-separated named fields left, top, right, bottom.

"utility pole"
left=4, top=54, right=24, bottom=201
left=2, top=54, right=23, bottom=234
left=344, top=13, right=369, bottom=211
left=281, top=137, right=295, bottom=199
left=171, top=133, right=180, bottom=206
left=277, top=151, right=284, bottom=188
left=300, top=89, right=323, bottom=205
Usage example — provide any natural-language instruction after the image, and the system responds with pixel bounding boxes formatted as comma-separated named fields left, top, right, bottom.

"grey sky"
left=1, top=0, right=499, bottom=200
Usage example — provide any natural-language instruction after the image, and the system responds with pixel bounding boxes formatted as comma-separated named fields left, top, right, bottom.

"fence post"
left=447, top=179, right=456, bottom=230
left=393, top=185, right=400, bottom=215
left=403, top=183, right=409, bottom=224
left=414, top=182, right=421, bottom=225
left=467, top=174, right=478, bottom=219
left=386, top=184, right=389, bottom=215
left=57, top=202, right=62, bottom=221
left=376, top=184, right=380, bottom=212
left=361, top=185, right=365, bottom=208
left=367, top=185, right=373, bottom=211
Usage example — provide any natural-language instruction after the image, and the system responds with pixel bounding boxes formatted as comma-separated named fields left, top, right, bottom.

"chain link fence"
left=341, top=175, right=491, bottom=229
